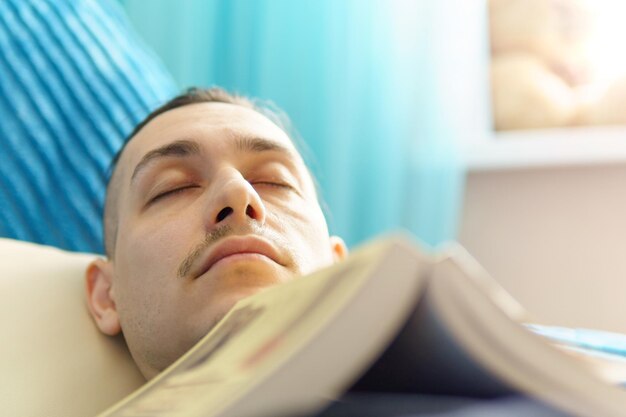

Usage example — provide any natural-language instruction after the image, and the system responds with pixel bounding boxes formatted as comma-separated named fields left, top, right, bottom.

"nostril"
left=216, top=207, right=233, bottom=222
left=245, top=205, right=256, bottom=218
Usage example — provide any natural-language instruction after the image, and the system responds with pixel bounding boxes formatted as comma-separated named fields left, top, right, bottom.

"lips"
left=191, top=236, right=283, bottom=279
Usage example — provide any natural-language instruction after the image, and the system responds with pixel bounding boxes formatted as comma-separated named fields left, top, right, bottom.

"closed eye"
left=149, top=185, right=199, bottom=204
left=252, top=181, right=295, bottom=191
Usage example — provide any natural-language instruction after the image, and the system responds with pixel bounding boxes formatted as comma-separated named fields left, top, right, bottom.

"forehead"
left=118, top=102, right=299, bottom=177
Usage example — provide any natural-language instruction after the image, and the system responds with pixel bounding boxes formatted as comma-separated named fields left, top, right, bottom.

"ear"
left=329, top=235, right=348, bottom=262
left=85, top=258, right=121, bottom=336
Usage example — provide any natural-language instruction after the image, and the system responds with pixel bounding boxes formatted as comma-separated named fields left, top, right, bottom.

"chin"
left=202, top=285, right=268, bottom=327
left=213, top=261, right=294, bottom=288
left=190, top=266, right=292, bottom=341
left=224, top=283, right=273, bottom=306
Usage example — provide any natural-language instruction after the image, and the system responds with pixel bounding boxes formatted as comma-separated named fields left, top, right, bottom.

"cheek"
left=269, top=200, right=333, bottom=272
left=113, top=219, right=196, bottom=336
left=122, top=225, right=184, bottom=275
left=115, top=211, right=203, bottom=292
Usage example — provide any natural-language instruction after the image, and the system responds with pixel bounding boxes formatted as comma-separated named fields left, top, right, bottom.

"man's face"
left=87, top=102, right=345, bottom=378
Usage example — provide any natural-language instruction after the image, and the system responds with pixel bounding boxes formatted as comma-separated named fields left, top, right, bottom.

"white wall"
left=458, top=164, right=626, bottom=333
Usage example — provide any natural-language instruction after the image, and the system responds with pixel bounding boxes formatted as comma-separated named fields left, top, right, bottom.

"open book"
left=97, top=235, right=626, bottom=417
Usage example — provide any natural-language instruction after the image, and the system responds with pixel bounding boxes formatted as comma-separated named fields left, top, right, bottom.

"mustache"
left=177, top=222, right=291, bottom=279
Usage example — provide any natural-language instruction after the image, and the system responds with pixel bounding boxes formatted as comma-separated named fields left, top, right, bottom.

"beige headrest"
left=0, top=239, right=145, bottom=417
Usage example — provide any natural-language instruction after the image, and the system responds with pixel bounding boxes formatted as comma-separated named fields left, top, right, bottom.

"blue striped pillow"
left=0, top=0, right=177, bottom=253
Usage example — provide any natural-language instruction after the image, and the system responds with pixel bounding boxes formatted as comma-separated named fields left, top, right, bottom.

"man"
left=82, top=87, right=571, bottom=417
left=85, top=87, right=347, bottom=380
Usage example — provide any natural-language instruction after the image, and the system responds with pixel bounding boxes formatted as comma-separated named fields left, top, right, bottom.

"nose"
left=207, top=169, right=267, bottom=229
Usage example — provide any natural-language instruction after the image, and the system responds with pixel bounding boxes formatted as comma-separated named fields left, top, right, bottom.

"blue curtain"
left=119, top=0, right=465, bottom=248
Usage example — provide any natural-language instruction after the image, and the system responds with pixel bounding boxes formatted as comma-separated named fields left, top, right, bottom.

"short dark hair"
left=103, top=87, right=302, bottom=258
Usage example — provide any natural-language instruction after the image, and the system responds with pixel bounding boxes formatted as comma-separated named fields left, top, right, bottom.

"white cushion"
left=0, top=239, right=145, bottom=417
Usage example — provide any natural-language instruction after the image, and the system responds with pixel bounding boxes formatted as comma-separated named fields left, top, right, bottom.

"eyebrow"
left=130, top=136, right=294, bottom=183
left=131, top=139, right=201, bottom=183
left=235, top=135, right=292, bottom=155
